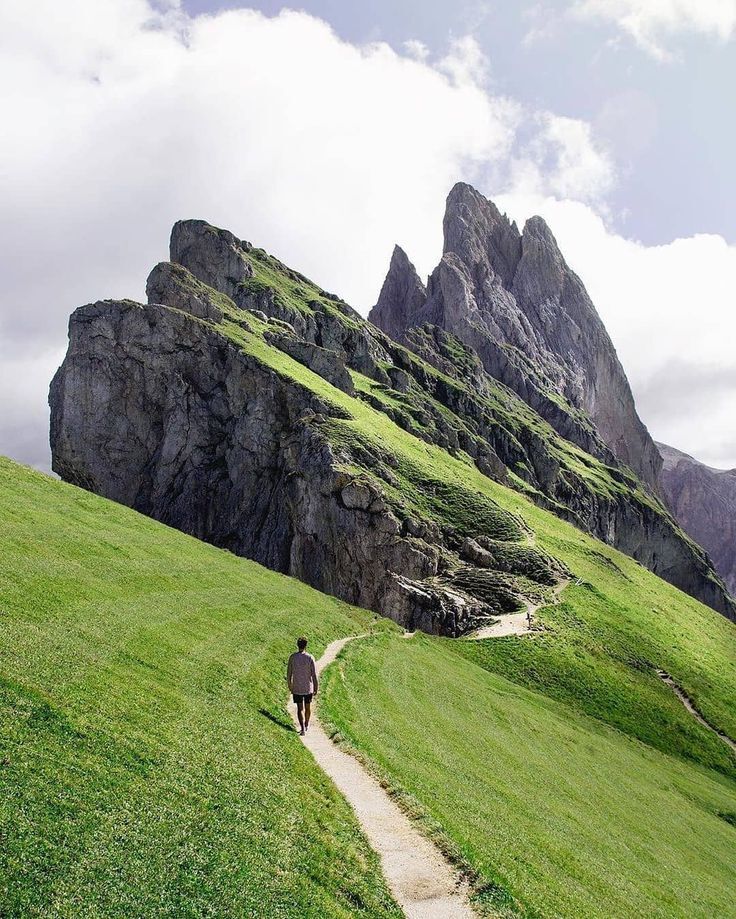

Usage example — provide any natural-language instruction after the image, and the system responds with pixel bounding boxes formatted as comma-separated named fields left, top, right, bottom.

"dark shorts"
left=293, top=693, right=313, bottom=704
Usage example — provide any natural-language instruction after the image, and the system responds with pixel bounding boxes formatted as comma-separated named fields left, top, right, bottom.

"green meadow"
left=0, top=457, right=399, bottom=918
left=322, top=630, right=736, bottom=918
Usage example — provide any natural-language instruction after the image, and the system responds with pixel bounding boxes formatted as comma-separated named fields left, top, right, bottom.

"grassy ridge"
left=322, top=632, right=736, bottom=919
left=0, top=457, right=400, bottom=918
left=232, top=327, right=736, bottom=774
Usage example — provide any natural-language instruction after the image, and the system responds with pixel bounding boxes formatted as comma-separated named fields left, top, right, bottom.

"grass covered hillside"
left=322, top=631, right=736, bottom=919
left=0, top=457, right=400, bottom=918
left=232, top=315, right=736, bottom=776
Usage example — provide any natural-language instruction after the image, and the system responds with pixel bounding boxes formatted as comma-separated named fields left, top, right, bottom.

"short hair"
left=297, top=636, right=308, bottom=650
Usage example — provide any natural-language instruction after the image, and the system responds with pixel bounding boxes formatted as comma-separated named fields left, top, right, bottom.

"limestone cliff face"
left=49, top=299, right=475, bottom=635
left=50, top=237, right=567, bottom=636
left=50, top=216, right=735, bottom=625
left=369, top=183, right=661, bottom=491
left=659, top=443, right=736, bottom=597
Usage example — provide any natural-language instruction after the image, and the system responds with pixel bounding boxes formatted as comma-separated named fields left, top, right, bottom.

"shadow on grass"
left=259, top=707, right=294, bottom=732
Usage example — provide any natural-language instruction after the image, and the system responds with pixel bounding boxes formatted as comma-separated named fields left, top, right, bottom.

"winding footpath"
left=288, top=637, right=476, bottom=919
left=466, top=578, right=569, bottom=641
left=657, top=669, right=736, bottom=754
left=289, top=578, right=569, bottom=916
left=288, top=578, right=733, bottom=918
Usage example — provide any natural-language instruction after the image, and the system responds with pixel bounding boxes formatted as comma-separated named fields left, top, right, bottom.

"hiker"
left=287, top=637, right=318, bottom=736
left=526, top=608, right=532, bottom=629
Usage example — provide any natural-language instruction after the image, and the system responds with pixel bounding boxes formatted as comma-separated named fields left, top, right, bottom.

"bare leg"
left=296, top=699, right=305, bottom=734
left=304, top=700, right=312, bottom=731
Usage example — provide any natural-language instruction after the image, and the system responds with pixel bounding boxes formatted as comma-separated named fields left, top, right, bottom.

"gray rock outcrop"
left=658, top=443, right=736, bottom=597
left=146, top=261, right=230, bottom=323
left=369, top=182, right=661, bottom=491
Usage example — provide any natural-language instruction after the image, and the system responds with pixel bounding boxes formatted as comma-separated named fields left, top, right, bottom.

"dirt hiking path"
left=657, top=670, right=736, bottom=753
left=466, top=578, right=569, bottom=641
left=288, top=637, right=476, bottom=919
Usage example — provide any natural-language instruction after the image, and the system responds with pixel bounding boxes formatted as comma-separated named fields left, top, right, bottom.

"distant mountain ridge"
left=658, top=442, right=736, bottom=597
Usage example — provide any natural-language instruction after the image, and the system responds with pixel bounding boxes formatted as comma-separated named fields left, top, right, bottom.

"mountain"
left=13, top=191, right=736, bottom=914
left=371, top=182, right=661, bottom=489
left=50, top=210, right=735, bottom=626
left=5, top=448, right=736, bottom=915
left=658, top=442, right=736, bottom=596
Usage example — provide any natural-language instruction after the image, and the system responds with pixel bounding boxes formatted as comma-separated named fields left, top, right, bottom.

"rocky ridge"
left=658, top=443, right=736, bottom=597
left=370, top=182, right=661, bottom=491
left=50, top=213, right=736, bottom=627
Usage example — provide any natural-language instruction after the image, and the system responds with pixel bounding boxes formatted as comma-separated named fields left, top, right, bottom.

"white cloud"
left=436, top=35, right=490, bottom=87
left=0, top=2, right=519, bottom=344
left=2, top=2, right=731, bottom=472
left=511, top=113, right=615, bottom=203
left=570, top=0, right=736, bottom=59
left=495, top=192, right=736, bottom=467
left=0, top=0, right=612, bottom=471
left=402, top=38, right=430, bottom=62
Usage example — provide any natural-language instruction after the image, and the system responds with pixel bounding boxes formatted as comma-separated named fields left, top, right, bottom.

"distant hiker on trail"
left=287, top=637, right=318, bottom=736
left=526, top=608, right=532, bottom=629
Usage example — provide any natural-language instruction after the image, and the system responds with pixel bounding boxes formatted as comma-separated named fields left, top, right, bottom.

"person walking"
left=287, top=637, right=318, bottom=736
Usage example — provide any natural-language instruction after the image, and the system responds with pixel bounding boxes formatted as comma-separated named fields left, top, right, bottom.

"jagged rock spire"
left=369, top=245, right=426, bottom=344
left=370, top=182, right=662, bottom=490
left=443, top=182, right=522, bottom=288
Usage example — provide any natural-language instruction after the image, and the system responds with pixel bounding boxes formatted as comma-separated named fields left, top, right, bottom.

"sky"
left=1, top=0, right=735, bottom=471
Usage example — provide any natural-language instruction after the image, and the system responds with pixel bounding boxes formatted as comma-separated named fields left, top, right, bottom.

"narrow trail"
left=288, top=637, right=476, bottom=919
left=657, top=670, right=736, bottom=754
left=466, top=578, right=569, bottom=641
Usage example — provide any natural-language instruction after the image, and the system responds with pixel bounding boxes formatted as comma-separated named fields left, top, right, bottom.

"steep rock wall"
left=659, top=443, right=736, bottom=597
left=50, top=297, right=559, bottom=636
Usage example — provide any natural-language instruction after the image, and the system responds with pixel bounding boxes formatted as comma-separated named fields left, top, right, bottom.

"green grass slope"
left=230, top=322, right=736, bottom=777
left=228, top=316, right=736, bottom=913
left=0, top=457, right=400, bottom=918
left=322, top=632, right=736, bottom=919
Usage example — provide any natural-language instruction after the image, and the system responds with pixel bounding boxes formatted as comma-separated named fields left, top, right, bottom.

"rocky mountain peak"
left=170, top=219, right=253, bottom=296
left=522, top=213, right=558, bottom=246
left=511, top=215, right=568, bottom=309
left=443, top=182, right=522, bottom=288
left=369, top=182, right=662, bottom=492
left=369, top=244, right=426, bottom=343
